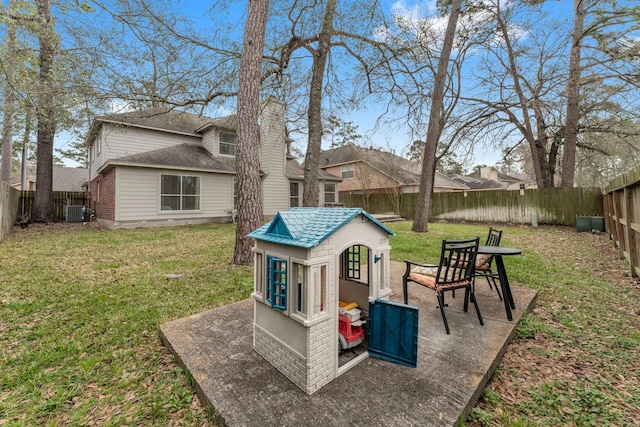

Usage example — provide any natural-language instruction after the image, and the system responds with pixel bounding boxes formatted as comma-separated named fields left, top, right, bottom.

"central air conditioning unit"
left=66, top=205, right=84, bottom=223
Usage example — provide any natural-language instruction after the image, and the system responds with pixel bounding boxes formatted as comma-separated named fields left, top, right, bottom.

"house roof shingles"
left=90, top=109, right=341, bottom=181
left=319, top=144, right=468, bottom=190
left=97, top=108, right=226, bottom=135
left=110, top=144, right=236, bottom=173
left=23, top=167, right=89, bottom=191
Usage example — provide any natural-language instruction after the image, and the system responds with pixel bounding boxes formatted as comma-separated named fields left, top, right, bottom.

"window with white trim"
left=220, top=132, right=237, bottom=156
left=324, top=183, right=336, bottom=204
left=292, top=262, right=306, bottom=315
left=290, top=182, right=299, bottom=208
left=341, top=245, right=362, bottom=280
left=267, top=255, right=287, bottom=310
left=160, top=174, right=201, bottom=211
left=341, top=164, right=354, bottom=178
left=311, top=264, right=327, bottom=316
left=254, top=252, right=264, bottom=299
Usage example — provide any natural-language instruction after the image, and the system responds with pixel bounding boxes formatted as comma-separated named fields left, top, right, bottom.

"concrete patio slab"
left=160, top=261, right=537, bottom=426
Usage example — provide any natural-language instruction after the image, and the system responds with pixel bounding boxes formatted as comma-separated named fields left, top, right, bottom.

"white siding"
left=260, top=99, right=289, bottom=215
left=201, top=129, right=215, bottom=155
left=114, top=166, right=234, bottom=224
left=91, top=124, right=201, bottom=180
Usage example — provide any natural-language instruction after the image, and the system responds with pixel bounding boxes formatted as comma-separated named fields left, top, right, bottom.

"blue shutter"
left=368, top=299, right=419, bottom=368
left=267, top=256, right=287, bottom=310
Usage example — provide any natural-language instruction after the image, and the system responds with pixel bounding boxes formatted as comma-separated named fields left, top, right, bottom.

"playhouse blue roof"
left=247, top=208, right=396, bottom=249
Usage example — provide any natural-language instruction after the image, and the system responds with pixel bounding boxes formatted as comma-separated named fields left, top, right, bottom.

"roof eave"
left=95, top=160, right=237, bottom=175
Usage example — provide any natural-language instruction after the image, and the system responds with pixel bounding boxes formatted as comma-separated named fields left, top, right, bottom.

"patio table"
left=477, top=245, right=522, bottom=321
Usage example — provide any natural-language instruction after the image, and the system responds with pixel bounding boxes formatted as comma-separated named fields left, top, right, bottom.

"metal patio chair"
left=475, top=227, right=503, bottom=301
left=402, top=237, right=483, bottom=335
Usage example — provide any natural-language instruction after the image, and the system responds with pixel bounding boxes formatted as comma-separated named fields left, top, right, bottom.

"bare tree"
left=233, top=0, right=270, bottom=265
left=412, top=0, right=463, bottom=232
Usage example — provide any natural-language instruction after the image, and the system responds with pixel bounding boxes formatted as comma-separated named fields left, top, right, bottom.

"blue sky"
left=57, top=0, right=629, bottom=172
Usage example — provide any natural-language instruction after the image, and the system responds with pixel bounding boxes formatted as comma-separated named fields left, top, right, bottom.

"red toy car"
left=338, top=313, right=365, bottom=354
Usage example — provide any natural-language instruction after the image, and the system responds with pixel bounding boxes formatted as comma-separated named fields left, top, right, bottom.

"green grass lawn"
left=1, top=222, right=638, bottom=426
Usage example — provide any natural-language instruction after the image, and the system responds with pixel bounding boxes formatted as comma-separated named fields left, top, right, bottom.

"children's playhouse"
left=248, top=207, right=419, bottom=394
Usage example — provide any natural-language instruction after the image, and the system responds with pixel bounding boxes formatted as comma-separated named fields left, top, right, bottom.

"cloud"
left=391, top=0, right=438, bottom=18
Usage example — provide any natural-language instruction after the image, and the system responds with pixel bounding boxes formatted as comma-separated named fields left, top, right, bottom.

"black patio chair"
left=474, top=227, right=503, bottom=301
left=402, top=237, right=483, bottom=335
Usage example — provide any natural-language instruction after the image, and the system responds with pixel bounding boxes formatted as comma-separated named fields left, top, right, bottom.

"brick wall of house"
left=90, top=168, right=115, bottom=221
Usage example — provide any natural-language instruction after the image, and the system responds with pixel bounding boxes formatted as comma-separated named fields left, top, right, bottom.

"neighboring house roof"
left=467, top=170, right=523, bottom=184
left=451, top=175, right=507, bottom=190
left=108, top=144, right=236, bottom=173
left=286, top=157, right=342, bottom=181
left=320, top=145, right=421, bottom=184
left=456, top=168, right=535, bottom=190
left=319, top=144, right=468, bottom=190
left=19, top=167, right=89, bottom=191
left=248, top=207, right=395, bottom=249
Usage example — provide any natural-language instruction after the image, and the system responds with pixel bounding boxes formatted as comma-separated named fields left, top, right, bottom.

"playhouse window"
left=311, top=264, right=327, bottom=316
left=267, top=256, right=287, bottom=310
left=292, top=262, right=306, bottom=315
left=341, top=245, right=362, bottom=280
left=378, top=252, right=389, bottom=292
left=254, top=252, right=264, bottom=298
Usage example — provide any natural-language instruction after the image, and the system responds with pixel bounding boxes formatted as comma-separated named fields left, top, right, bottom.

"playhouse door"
left=368, top=299, right=419, bottom=368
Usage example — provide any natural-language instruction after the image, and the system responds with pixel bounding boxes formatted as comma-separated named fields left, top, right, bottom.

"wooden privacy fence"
left=17, top=191, right=90, bottom=222
left=0, top=182, right=20, bottom=241
left=341, top=187, right=604, bottom=226
left=603, top=164, right=640, bottom=278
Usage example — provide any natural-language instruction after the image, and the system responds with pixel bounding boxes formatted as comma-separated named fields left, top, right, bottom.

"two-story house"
left=85, top=98, right=340, bottom=229
left=319, top=144, right=468, bottom=196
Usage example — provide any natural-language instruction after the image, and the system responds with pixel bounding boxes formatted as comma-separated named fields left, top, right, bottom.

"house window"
left=290, top=182, right=299, bottom=208
left=91, top=137, right=100, bottom=161
left=324, top=183, right=336, bottom=204
left=267, top=255, right=287, bottom=310
left=220, top=132, right=237, bottom=156
left=233, top=178, right=237, bottom=209
left=160, top=174, right=201, bottom=211
left=341, top=164, right=354, bottom=178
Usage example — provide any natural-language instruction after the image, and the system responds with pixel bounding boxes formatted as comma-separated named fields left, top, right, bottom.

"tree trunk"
left=561, top=0, right=585, bottom=188
left=233, top=0, right=270, bottom=265
left=302, top=0, right=336, bottom=207
left=1, top=0, right=17, bottom=184
left=32, top=0, right=57, bottom=223
left=412, top=0, right=462, bottom=232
